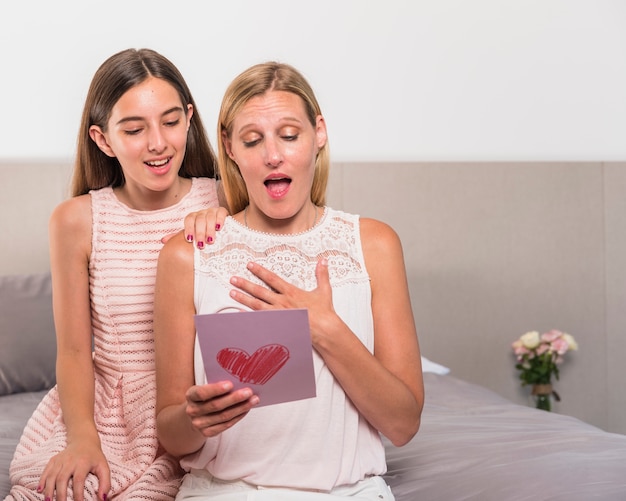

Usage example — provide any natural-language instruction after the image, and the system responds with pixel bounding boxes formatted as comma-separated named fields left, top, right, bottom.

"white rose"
left=520, top=331, right=541, bottom=349
left=562, top=332, right=578, bottom=351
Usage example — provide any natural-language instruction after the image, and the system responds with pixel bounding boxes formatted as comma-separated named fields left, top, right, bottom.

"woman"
left=154, top=61, right=424, bottom=500
left=7, top=48, right=226, bottom=501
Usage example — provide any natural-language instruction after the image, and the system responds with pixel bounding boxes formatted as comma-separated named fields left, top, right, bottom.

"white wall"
left=1, top=0, right=625, bottom=162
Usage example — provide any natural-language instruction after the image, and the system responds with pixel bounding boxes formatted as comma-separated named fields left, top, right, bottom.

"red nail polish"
left=197, top=241, right=204, bottom=249
left=207, top=236, right=213, bottom=243
left=215, top=223, right=221, bottom=230
left=186, top=234, right=193, bottom=242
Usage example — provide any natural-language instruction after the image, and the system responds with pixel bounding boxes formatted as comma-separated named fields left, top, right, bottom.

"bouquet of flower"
left=512, top=329, right=578, bottom=411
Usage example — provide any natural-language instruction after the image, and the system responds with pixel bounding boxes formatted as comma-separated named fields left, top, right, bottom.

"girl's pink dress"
left=6, top=178, right=219, bottom=501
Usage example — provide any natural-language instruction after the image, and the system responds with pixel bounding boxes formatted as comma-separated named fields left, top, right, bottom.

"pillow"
left=0, top=273, right=56, bottom=395
left=421, top=356, right=450, bottom=375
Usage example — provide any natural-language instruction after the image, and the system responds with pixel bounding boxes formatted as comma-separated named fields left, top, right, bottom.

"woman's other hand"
left=184, top=381, right=259, bottom=438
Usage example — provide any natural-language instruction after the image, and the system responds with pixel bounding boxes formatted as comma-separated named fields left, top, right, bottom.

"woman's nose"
left=264, top=138, right=283, bottom=167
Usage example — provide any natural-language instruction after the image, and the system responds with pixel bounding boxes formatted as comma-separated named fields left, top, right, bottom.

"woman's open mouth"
left=264, top=177, right=292, bottom=198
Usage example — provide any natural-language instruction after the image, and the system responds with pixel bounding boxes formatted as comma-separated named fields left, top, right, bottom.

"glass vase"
left=532, top=384, right=553, bottom=412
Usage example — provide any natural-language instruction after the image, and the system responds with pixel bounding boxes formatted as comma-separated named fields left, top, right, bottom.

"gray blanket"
left=385, top=373, right=626, bottom=500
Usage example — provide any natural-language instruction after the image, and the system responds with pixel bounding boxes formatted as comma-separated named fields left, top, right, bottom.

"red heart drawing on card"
left=216, top=344, right=290, bottom=385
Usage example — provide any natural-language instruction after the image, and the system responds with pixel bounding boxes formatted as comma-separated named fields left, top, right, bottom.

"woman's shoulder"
left=358, top=216, right=403, bottom=260
left=359, top=216, right=398, bottom=237
left=159, top=231, right=194, bottom=271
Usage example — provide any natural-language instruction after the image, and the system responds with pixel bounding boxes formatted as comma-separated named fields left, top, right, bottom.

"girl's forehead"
left=111, top=78, right=184, bottom=121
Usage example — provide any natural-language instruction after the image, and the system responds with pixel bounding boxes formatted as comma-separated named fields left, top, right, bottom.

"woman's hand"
left=38, top=440, right=110, bottom=501
left=184, top=381, right=259, bottom=438
left=228, top=259, right=339, bottom=345
left=161, top=207, right=229, bottom=246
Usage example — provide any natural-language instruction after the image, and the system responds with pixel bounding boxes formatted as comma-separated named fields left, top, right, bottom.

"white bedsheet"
left=421, top=356, right=450, bottom=375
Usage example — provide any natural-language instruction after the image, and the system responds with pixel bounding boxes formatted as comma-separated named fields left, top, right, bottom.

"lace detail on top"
left=188, top=206, right=386, bottom=490
left=195, top=207, right=369, bottom=291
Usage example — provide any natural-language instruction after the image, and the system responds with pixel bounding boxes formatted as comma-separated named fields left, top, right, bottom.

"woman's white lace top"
left=182, top=207, right=387, bottom=491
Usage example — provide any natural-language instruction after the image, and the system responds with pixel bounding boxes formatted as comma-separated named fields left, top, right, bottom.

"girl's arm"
left=154, top=233, right=258, bottom=458
left=40, top=195, right=110, bottom=501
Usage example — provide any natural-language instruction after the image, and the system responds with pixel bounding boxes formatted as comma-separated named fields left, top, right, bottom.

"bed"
left=2, top=273, right=626, bottom=500
left=384, top=371, right=626, bottom=500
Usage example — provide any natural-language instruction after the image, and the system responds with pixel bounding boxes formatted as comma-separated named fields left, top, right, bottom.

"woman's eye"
left=282, top=134, right=298, bottom=141
left=165, top=119, right=181, bottom=127
left=124, top=129, right=142, bottom=136
left=242, top=138, right=261, bottom=148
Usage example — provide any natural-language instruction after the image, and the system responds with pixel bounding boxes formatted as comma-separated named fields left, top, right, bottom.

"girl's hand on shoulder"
left=161, top=207, right=229, bottom=246
left=38, top=441, right=110, bottom=501
left=185, top=381, right=259, bottom=438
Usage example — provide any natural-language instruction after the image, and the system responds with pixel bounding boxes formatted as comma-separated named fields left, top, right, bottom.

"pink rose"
left=551, top=337, right=569, bottom=356
left=536, top=343, right=550, bottom=356
left=541, top=329, right=563, bottom=343
left=512, top=340, right=531, bottom=358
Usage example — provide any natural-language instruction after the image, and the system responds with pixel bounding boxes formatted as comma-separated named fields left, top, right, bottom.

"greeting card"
left=194, top=309, right=316, bottom=407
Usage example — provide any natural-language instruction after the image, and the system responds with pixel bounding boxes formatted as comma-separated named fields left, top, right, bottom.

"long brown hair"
left=218, top=62, right=330, bottom=213
left=71, top=48, right=216, bottom=196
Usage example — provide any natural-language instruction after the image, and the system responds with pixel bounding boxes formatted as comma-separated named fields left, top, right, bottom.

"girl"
left=7, top=48, right=226, bottom=501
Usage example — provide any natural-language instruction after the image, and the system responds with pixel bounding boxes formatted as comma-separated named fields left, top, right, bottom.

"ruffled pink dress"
left=6, top=178, right=219, bottom=501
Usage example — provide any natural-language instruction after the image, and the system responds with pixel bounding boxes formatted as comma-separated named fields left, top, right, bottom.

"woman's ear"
left=315, top=115, right=328, bottom=150
left=89, top=126, right=116, bottom=158
left=221, top=130, right=236, bottom=160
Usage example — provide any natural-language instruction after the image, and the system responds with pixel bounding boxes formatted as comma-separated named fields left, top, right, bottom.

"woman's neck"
left=241, top=203, right=319, bottom=235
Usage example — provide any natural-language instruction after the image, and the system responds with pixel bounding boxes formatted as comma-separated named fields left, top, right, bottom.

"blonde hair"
left=217, top=62, right=329, bottom=213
